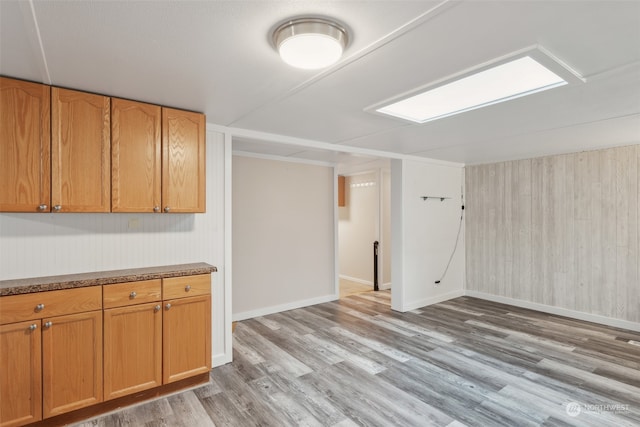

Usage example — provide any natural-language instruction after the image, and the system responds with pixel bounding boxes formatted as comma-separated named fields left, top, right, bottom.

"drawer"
left=0, top=286, right=102, bottom=324
left=163, top=274, right=210, bottom=300
left=103, top=279, right=161, bottom=309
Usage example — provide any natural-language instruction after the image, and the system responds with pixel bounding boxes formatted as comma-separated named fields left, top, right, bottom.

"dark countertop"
left=0, top=263, right=217, bottom=296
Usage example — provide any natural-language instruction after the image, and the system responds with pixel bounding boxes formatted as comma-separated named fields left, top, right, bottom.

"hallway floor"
left=339, top=278, right=372, bottom=298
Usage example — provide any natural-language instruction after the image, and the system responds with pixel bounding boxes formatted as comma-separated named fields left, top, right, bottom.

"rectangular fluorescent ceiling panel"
left=376, top=53, right=575, bottom=124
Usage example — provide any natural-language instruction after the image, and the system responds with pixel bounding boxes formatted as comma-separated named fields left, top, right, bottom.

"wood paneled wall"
left=465, top=145, right=639, bottom=322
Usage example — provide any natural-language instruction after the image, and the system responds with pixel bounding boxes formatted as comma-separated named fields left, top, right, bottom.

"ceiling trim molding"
left=412, top=111, right=640, bottom=165
left=582, top=59, right=640, bottom=81
left=23, top=0, right=51, bottom=84
left=337, top=159, right=391, bottom=176
left=207, top=122, right=465, bottom=168
left=232, top=150, right=336, bottom=168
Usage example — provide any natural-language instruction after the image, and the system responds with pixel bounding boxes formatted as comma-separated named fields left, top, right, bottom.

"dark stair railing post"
left=373, top=241, right=379, bottom=291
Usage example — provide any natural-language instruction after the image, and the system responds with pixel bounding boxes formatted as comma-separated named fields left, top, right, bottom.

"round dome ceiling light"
left=273, top=18, right=348, bottom=70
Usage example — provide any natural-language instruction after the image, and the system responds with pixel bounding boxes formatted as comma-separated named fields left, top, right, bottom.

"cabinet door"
left=162, top=108, right=205, bottom=213
left=163, top=295, right=211, bottom=383
left=51, top=88, right=110, bottom=212
left=0, top=77, right=51, bottom=212
left=0, top=321, right=42, bottom=427
left=103, top=302, right=162, bottom=400
left=111, top=98, right=161, bottom=212
left=42, top=311, right=102, bottom=418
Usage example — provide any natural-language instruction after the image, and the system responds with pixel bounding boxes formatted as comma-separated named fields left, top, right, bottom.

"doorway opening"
left=337, top=166, right=391, bottom=302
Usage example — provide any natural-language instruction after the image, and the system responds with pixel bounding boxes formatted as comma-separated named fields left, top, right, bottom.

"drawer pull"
left=38, top=204, right=48, bottom=211
left=185, top=285, right=191, bottom=292
left=165, top=303, right=172, bottom=310
left=153, top=206, right=161, bottom=213
left=164, top=206, right=171, bottom=213
left=29, top=324, right=38, bottom=331
left=154, top=305, right=161, bottom=312
left=53, top=205, right=62, bottom=212
left=44, top=321, right=52, bottom=329
left=130, top=291, right=137, bottom=299
left=35, top=303, right=45, bottom=312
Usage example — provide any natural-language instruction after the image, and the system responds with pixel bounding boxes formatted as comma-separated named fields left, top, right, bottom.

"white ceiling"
left=2, top=0, right=639, bottom=166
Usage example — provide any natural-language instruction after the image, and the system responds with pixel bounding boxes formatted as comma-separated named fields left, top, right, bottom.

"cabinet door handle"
left=53, top=205, right=62, bottom=212
left=153, top=206, right=161, bottom=213
left=130, top=291, right=137, bottom=298
left=154, top=305, right=161, bottom=312
left=29, top=324, right=38, bottom=331
left=44, top=321, right=52, bottom=329
left=165, top=303, right=172, bottom=310
left=38, top=204, right=48, bottom=211
left=35, top=303, right=45, bottom=312
left=185, top=285, right=191, bottom=292
left=163, top=206, right=171, bottom=213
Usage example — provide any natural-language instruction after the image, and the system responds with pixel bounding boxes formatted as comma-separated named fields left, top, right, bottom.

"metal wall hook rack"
left=421, top=196, right=451, bottom=201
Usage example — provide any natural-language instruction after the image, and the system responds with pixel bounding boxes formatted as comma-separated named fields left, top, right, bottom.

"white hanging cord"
left=435, top=187, right=464, bottom=285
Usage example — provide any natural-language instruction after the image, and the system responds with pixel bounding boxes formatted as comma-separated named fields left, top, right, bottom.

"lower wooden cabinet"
left=42, top=310, right=103, bottom=418
left=163, top=295, right=211, bottom=383
left=0, top=321, right=42, bottom=427
left=103, top=302, right=162, bottom=400
left=161, top=275, right=212, bottom=383
left=0, top=271, right=212, bottom=425
left=0, top=286, right=102, bottom=426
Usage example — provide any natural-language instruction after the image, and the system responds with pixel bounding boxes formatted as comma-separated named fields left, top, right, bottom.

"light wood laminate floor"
left=339, top=278, right=374, bottom=299
left=75, top=292, right=640, bottom=426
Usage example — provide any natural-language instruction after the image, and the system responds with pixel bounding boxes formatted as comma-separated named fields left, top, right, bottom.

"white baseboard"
left=339, top=275, right=389, bottom=290
left=232, top=294, right=338, bottom=322
left=465, top=290, right=640, bottom=332
left=400, top=289, right=465, bottom=312
left=339, top=274, right=373, bottom=286
left=212, top=352, right=232, bottom=368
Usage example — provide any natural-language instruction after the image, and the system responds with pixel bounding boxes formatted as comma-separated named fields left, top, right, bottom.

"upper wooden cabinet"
left=111, top=98, right=162, bottom=212
left=112, top=102, right=205, bottom=213
left=52, top=87, right=111, bottom=212
left=338, top=175, right=346, bottom=207
left=0, top=77, right=51, bottom=212
left=0, top=78, right=206, bottom=213
left=162, top=108, right=206, bottom=213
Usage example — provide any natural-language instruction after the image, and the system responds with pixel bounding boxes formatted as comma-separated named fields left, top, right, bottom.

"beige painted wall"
left=232, top=155, right=335, bottom=318
left=465, top=145, right=639, bottom=323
